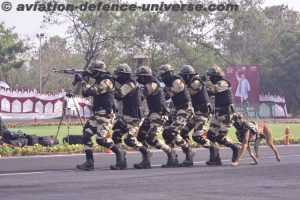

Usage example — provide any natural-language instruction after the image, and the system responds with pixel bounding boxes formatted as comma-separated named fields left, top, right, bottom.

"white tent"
left=0, top=81, right=10, bottom=89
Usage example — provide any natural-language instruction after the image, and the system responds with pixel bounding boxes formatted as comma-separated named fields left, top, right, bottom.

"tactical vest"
left=93, top=74, right=115, bottom=113
left=188, top=76, right=210, bottom=112
left=122, top=78, right=142, bottom=118
left=233, top=121, right=249, bottom=134
left=214, top=78, right=234, bottom=108
left=234, top=121, right=257, bottom=142
left=146, top=77, right=166, bottom=113
left=165, top=75, right=191, bottom=109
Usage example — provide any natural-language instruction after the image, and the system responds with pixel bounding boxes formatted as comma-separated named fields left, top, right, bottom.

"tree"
left=222, top=2, right=299, bottom=65
left=26, top=36, right=85, bottom=92
left=43, top=0, right=130, bottom=69
left=263, top=30, right=300, bottom=114
left=0, top=22, right=27, bottom=84
left=221, top=2, right=300, bottom=114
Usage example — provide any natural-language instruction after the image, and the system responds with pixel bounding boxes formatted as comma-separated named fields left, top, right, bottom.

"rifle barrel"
left=52, top=68, right=86, bottom=74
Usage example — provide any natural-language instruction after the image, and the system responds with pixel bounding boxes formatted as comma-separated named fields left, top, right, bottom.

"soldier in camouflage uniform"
left=135, top=66, right=176, bottom=169
left=178, top=65, right=214, bottom=156
left=205, top=64, right=240, bottom=165
left=157, top=64, right=196, bottom=167
left=111, top=63, right=147, bottom=170
left=75, top=60, right=124, bottom=171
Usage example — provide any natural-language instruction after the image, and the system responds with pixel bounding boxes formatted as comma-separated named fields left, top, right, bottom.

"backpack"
left=26, top=135, right=40, bottom=146
left=63, top=135, right=83, bottom=145
left=1, top=130, right=28, bottom=147
left=38, top=136, right=59, bottom=147
left=8, top=138, right=28, bottom=147
left=3, top=130, right=26, bottom=140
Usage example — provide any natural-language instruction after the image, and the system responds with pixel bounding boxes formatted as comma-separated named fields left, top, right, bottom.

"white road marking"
left=0, top=171, right=50, bottom=176
left=1, top=154, right=300, bottom=177
left=152, top=154, right=300, bottom=167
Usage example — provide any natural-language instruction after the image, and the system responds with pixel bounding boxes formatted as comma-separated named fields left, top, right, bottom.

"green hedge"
left=0, top=144, right=104, bottom=157
left=1, top=139, right=300, bottom=157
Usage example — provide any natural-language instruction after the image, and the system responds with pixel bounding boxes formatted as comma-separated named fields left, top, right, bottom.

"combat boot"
left=231, top=143, right=240, bottom=162
left=110, top=149, right=127, bottom=170
left=180, top=148, right=196, bottom=167
left=161, top=149, right=180, bottom=168
left=76, top=159, right=94, bottom=171
left=134, top=147, right=152, bottom=169
left=206, top=145, right=222, bottom=166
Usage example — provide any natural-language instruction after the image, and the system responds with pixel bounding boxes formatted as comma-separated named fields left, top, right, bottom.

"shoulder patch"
left=146, top=82, right=159, bottom=95
left=218, top=80, right=229, bottom=88
left=102, top=79, right=114, bottom=90
left=171, top=79, right=185, bottom=93
left=190, top=80, right=202, bottom=90
left=120, top=82, right=135, bottom=97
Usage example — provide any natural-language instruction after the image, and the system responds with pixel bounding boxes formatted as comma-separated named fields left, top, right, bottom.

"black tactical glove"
left=72, top=73, right=84, bottom=86
left=74, top=73, right=83, bottom=82
left=207, top=104, right=214, bottom=114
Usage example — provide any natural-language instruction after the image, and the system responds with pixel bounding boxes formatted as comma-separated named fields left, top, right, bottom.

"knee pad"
left=207, top=130, right=216, bottom=143
left=162, top=129, right=175, bottom=144
left=180, top=128, right=190, bottom=140
left=82, top=132, right=92, bottom=146
left=124, top=135, right=136, bottom=148
left=112, top=120, right=128, bottom=132
left=137, top=130, right=147, bottom=143
left=145, top=135, right=157, bottom=147
left=192, top=135, right=205, bottom=145
left=140, top=119, right=150, bottom=130
left=112, top=130, right=124, bottom=144
left=95, top=138, right=108, bottom=148
left=96, top=138, right=113, bottom=148
left=137, top=122, right=148, bottom=143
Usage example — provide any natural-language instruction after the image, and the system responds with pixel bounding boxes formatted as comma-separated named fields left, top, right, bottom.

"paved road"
left=0, top=145, right=299, bottom=200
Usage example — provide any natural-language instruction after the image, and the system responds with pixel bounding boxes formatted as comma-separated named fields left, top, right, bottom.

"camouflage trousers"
left=180, top=111, right=211, bottom=148
left=83, top=110, right=115, bottom=150
left=207, top=110, right=234, bottom=147
left=162, top=103, right=194, bottom=150
left=112, top=115, right=143, bottom=149
left=137, top=112, right=170, bottom=153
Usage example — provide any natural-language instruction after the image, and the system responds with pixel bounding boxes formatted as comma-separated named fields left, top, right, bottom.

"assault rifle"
left=52, top=68, right=90, bottom=76
left=52, top=68, right=92, bottom=95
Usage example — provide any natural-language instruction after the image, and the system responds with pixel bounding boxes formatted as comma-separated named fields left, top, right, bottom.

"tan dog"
left=231, top=113, right=281, bottom=166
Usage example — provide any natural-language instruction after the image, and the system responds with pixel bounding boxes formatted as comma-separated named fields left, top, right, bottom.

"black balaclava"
left=114, top=73, right=131, bottom=84
left=158, top=71, right=173, bottom=87
left=209, top=75, right=222, bottom=84
left=179, top=73, right=195, bottom=85
left=137, top=75, right=152, bottom=85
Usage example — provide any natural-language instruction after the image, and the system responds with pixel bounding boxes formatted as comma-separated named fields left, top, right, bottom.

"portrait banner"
left=226, top=65, right=260, bottom=104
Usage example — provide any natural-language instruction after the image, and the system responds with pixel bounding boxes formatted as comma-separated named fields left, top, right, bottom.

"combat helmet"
left=88, top=60, right=107, bottom=72
left=157, top=64, right=174, bottom=77
left=206, top=64, right=225, bottom=77
left=135, top=66, right=152, bottom=76
left=114, top=63, right=132, bottom=74
left=178, top=65, right=196, bottom=75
